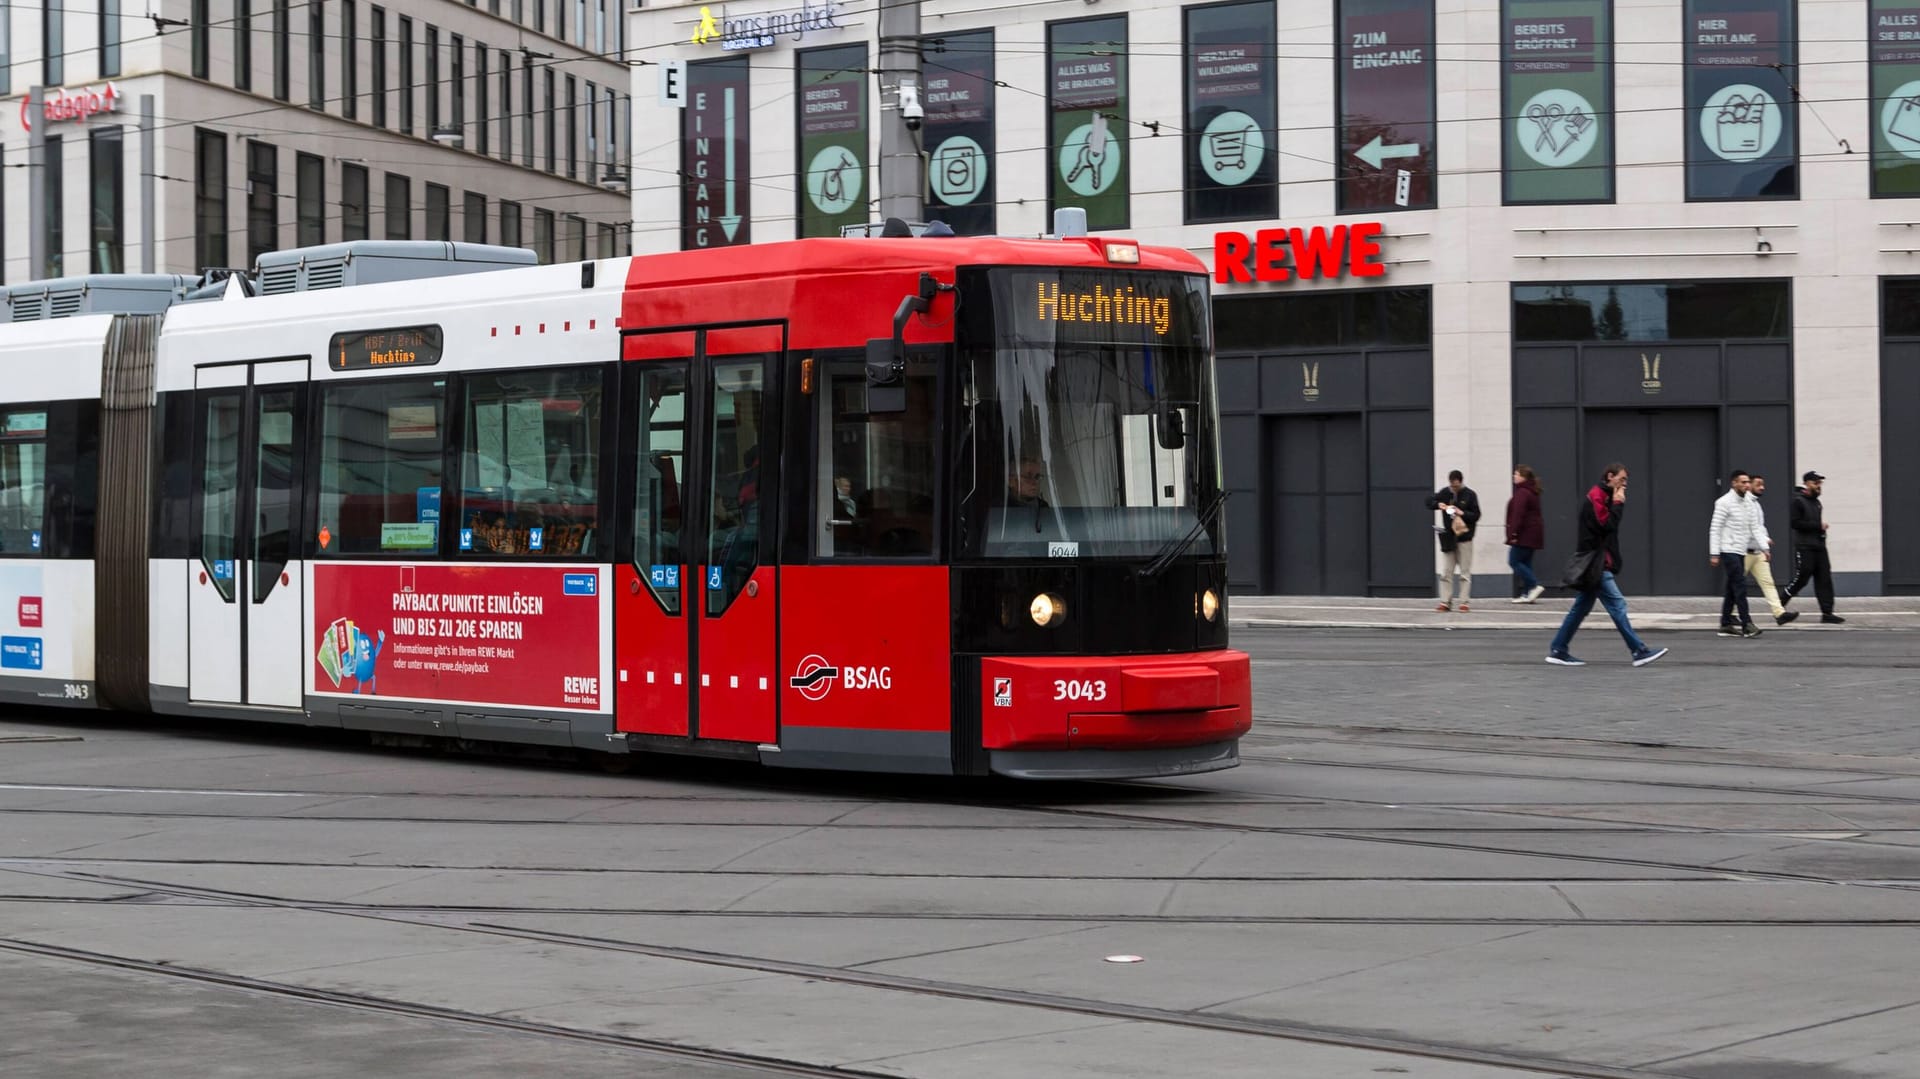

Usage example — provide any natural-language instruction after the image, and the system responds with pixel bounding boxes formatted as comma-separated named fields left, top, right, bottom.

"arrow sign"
left=719, top=87, right=742, bottom=242
left=1354, top=134, right=1419, bottom=169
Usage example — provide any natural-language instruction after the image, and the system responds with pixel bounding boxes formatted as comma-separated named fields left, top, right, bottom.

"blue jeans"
left=1550, top=570, right=1647, bottom=656
left=1508, top=545, right=1540, bottom=591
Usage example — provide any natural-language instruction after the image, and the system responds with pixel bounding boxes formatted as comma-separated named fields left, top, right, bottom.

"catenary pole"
left=875, top=0, right=924, bottom=224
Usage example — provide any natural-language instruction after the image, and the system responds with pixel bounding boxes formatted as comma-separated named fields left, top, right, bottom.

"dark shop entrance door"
left=1582, top=409, right=1720, bottom=596
left=1269, top=413, right=1368, bottom=594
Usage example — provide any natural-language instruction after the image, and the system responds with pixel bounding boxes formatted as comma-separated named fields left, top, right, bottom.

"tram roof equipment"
left=254, top=240, right=540, bottom=295
left=0, top=274, right=198, bottom=323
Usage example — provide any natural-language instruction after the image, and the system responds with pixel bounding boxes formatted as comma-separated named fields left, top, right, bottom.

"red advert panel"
left=614, top=564, right=689, bottom=736
left=313, top=563, right=606, bottom=711
left=779, top=566, right=950, bottom=732
left=978, top=651, right=1251, bottom=751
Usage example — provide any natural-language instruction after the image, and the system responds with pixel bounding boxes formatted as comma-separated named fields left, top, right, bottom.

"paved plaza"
left=3, top=618, right=1919, bottom=1078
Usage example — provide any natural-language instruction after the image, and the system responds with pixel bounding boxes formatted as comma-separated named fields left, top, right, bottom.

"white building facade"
left=2, top=0, right=635, bottom=281
left=615, top=0, right=1910, bottom=597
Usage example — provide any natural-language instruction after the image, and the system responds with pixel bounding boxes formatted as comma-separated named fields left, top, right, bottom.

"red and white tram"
left=0, top=233, right=1250, bottom=778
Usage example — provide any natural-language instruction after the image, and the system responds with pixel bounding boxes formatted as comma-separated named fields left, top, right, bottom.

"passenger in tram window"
left=476, top=512, right=517, bottom=554
left=1006, top=455, right=1049, bottom=509
left=833, top=475, right=858, bottom=521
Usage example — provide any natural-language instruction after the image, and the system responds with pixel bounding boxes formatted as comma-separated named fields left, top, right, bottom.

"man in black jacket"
left=1546, top=463, right=1668, bottom=667
left=1426, top=471, right=1481, bottom=612
left=1783, top=471, right=1843, bottom=623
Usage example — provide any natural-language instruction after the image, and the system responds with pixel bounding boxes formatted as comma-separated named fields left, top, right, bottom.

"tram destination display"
left=329, top=325, right=444, bottom=371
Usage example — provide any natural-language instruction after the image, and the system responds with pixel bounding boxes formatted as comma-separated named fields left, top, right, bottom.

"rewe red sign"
left=19, top=83, right=121, bottom=131
left=1213, top=223, right=1386, bottom=284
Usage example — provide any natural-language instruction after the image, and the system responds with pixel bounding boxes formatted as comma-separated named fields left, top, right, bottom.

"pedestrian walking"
left=1427, top=470, right=1481, bottom=612
left=1546, top=463, right=1669, bottom=667
left=1783, top=471, right=1844, bottom=623
left=1507, top=465, right=1546, bottom=603
left=1746, top=475, right=1797, bottom=626
left=1708, top=470, right=1764, bottom=639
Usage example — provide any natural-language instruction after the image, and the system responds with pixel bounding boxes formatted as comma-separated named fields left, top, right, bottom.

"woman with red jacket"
left=1507, top=465, right=1546, bottom=603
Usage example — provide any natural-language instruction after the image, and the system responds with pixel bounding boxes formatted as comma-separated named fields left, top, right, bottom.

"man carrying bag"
left=1545, top=464, right=1668, bottom=668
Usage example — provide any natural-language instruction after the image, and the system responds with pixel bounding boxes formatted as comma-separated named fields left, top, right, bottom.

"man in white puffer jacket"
left=1709, top=471, right=1764, bottom=639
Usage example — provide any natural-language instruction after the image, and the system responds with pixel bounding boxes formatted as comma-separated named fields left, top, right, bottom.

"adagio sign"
left=20, top=83, right=120, bottom=130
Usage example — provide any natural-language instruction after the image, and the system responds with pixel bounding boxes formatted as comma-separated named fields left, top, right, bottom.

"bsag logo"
left=789, top=654, right=893, bottom=700
left=1641, top=353, right=1662, bottom=395
left=1302, top=361, right=1320, bottom=401
left=789, top=654, right=841, bottom=701
left=993, top=677, right=1013, bottom=707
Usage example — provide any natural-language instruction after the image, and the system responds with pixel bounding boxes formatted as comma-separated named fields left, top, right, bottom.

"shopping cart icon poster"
left=1199, top=110, right=1266, bottom=186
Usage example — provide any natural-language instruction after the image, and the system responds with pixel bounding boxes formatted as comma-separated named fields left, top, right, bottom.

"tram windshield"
left=956, top=267, right=1220, bottom=559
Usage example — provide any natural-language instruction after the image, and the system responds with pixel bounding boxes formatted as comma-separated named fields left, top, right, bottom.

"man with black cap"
left=1784, top=471, right=1843, bottom=624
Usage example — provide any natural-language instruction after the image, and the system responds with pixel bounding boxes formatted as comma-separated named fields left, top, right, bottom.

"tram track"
left=0, top=870, right=1694, bottom=1079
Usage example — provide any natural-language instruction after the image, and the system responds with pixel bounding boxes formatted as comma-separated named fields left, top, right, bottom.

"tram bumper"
left=977, top=650, right=1251, bottom=778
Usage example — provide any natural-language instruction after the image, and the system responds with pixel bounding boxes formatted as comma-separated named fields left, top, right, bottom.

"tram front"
left=950, top=261, right=1252, bottom=779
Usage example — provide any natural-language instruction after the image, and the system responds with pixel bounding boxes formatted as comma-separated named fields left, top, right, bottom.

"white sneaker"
left=1510, top=594, right=1528, bottom=603
left=1524, top=585, right=1546, bottom=604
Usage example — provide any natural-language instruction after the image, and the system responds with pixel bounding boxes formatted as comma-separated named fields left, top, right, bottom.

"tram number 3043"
left=1053, top=679, right=1109, bottom=702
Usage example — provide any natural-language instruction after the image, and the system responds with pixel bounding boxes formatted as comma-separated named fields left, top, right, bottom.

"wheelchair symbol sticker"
left=930, top=136, right=988, bottom=205
left=1058, top=115, right=1121, bottom=197
left=806, top=145, right=863, bottom=215
left=1200, top=110, right=1265, bottom=186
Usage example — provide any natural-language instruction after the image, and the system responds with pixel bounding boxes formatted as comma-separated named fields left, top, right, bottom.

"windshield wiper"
left=1138, top=490, right=1229, bottom=579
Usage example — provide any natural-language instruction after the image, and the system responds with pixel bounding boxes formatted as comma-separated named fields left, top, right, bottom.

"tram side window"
left=0, top=409, right=48, bottom=556
left=456, top=366, right=603, bottom=558
left=812, top=359, right=936, bottom=559
left=315, top=378, right=448, bottom=556
left=633, top=366, right=687, bottom=612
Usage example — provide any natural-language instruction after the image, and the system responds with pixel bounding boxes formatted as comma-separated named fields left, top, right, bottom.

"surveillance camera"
left=899, top=83, right=924, bottom=130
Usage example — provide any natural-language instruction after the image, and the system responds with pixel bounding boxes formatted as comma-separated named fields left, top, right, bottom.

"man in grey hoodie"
left=1708, top=470, right=1763, bottom=639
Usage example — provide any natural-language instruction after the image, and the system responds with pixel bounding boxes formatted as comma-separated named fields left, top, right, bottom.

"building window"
left=451, top=34, right=465, bottom=141
left=514, top=0, right=523, bottom=24
left=1873, top=0, right=1920, bottom=195
left=1, top=2, right=12, bottom=97
left=555, top=0, right=564, bottom=40
left=1183, top=1, right=1276, bottom=225
left=234, top=0, right=252, bottom=90
left=1216, top=289, right=1431, bottom=352
left=426, top=25, right=441, bottom=132
left=598, top=223, right=614, bottom=258
left=190, top=0, right=207, bottom=79
left=342, top=1, right=357, bottom=119
left=273, top=0, right=290, bottom=101
left=545, top=69, right=557, bottom=172
left=586, top=81, right=598, bottom=171
left=535, top=0, right=544, bottom=34
left=99, top=0, right=121, bottom=76
left=500, top=201, right=522, bottom=247
left=522, top=54, right=535, bottom=167
left=795, top=44, right=868, bottom=238
left=1, top=149, right=6, bottom=281
left=533, top=208, right=554, bottom=264
left=1337, top=0, right=1436, bottom=212
left=44, top=0, right=66, bottom=86
left=500, top=50, right=513, bottom=160
left=297, top=152, right=324, bottom=246
left=1046, top=16, right=1129, bottom=230
left=475, top=45, right=489, bottom=155
left=1513, top=282, right=1791, bottom=342
left=247, top=140, right=278, bottom=264
left=921, top=30, right=994, bottom=235
left=608, top=90, right=620, bottom=177
left=385, top=174, right=411, bottom=239
left=565, top=76, right=578, bottom=179
left=400, top=17, right=415, bottom=133
left=195, top=129, right=228, bottom=269
left=45, top=135, right=64, bottom=277
left=89, top=128, right=124, bottom=272
left=425, top=183, right=450, bottom=240
left=308, top=0, right=325, bottom=109
left=1684, top=0, right=1796, bottom=200
left=464, top=192, right=486, bottom=243
left=371, top=7, right=387, bottom=127
left=1502, top=0, right=1612, bottom=204
left=566, top=214, right=585, bottom=262
left=596, top=0, right=606, bottom=53
left=342, top=162, right=369, bottom=240
left=573, top=0, right=584, bottom=46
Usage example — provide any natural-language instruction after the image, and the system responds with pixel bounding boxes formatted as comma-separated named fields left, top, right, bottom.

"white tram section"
left=149, top=260, right=628, bottom=722
left=0, top=315, right=111, bottom=705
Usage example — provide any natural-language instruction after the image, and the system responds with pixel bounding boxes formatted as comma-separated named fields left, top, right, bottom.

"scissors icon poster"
left=1516, top=89, right=1599, bottom=167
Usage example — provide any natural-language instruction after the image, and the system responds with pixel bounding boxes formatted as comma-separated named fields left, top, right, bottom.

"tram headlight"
left=1200, top=589, right=1220, bottom=622
left=1029, top=592, right=1068, bottom=628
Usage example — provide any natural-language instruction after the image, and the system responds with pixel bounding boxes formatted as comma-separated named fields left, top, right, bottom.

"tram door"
left=187, top=361, right=307, bottom=708
left=617, top=325, right=782, bottom=745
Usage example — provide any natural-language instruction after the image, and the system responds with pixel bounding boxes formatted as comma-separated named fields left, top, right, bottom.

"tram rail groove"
left=0, top=938, right=896, bottom=1079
